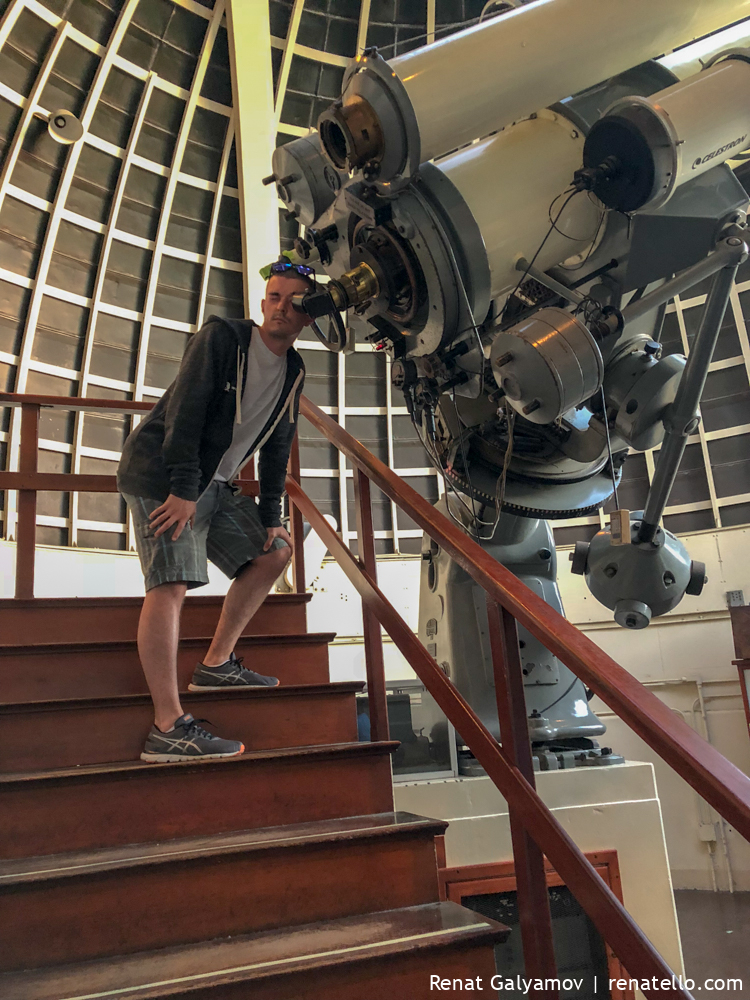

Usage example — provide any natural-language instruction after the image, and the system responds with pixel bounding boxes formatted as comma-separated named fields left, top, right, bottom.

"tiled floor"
left=674, top=891, right=749, bottom=999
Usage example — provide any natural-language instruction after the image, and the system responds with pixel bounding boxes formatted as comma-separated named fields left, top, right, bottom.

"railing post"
left=735, top=659, right=750, bottom=740
left=287, top=433, right=305, bottom=594
left=487, top=598, right=559, bottom=997
left=15, top=403, right=40, bottom=599
left=353, top=467, right=390, bottom=742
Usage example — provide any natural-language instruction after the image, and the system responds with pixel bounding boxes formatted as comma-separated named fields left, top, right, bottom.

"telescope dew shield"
left=584, top=54, right=750, bottom=212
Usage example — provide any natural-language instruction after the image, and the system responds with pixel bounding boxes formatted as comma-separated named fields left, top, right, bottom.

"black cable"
left=574, top=295, right=607, bottom=327
left=558, top=199, right=608, bottom=272
left=600, top=385, right=620, bottom=510
left=500, top=188, right=579, bottom=323
left=536, top=676, right=579, bottom=716
left=413, top=405, right=480, bottom=532
left=547, top=189, right=596, bottom=242
left=440, top=186, right=589, bottom=535
left=451, top=389, right=481, bottom=532
left=376, top=17, right=482, bottom=56
left=413, top=185, right=596, bottom=539
left=478, top=403, right=515, bottom=541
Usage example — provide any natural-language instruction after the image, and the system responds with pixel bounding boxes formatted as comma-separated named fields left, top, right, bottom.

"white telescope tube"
left=584, top=55, right=750, bottom=212
left=391, top=0, right=750, bottom=164
left=659, top=18, right=750, bottom=80
left=642, top=58, right=750, bottom=187
left=436, top=110, right=601, bottom=299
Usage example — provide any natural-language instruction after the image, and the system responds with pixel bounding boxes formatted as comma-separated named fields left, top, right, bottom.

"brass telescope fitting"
left=331, top=261, right=380, bottom=310
left=291, top=262, right=380, bottom=331
left=318, top=96, right=383, bottom=171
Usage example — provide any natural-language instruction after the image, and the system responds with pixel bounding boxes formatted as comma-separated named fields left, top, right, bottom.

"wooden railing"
left=0, top=393, right=304, bottom=599
left=3, top=390, right=750, bottom=998
left=286, top=394, right=750, bottom=1000
left=729, top=607, right=750, bottom=740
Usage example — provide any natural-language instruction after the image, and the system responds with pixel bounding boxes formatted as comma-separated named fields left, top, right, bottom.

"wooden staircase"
left=0, top=593, right=508, bottom=999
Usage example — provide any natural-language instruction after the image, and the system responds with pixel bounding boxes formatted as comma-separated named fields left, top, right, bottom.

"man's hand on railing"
left=149, top=495, right=197, bottom=540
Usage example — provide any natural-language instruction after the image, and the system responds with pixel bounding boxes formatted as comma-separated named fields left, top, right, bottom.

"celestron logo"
left=693, top=135, right=748, bottom=169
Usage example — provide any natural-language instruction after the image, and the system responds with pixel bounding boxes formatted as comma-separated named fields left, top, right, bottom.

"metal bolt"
left=362, top=160, right=380, bottom=182
left=522, top=399, right=541, bottom=415
left=277, top=173, right=296, bottom=186
left=625, top=615, right=638, bottom=628
left=261, top=173, right=276, bottom=186
left=495, top=351, right=513, bottom=367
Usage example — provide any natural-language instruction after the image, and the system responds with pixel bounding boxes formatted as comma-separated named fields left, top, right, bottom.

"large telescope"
left=271, top=3, right=750, bottom=755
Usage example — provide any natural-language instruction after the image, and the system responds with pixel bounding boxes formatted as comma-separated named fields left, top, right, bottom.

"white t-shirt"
left=214, top=331, right=287, bottom=482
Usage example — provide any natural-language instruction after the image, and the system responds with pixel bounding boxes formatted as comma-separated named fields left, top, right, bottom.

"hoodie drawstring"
left=235, top=346, right=244, bottom=425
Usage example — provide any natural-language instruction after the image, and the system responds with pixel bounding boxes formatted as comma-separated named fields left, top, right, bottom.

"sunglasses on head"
left=269, top=261, right=315, bottom=278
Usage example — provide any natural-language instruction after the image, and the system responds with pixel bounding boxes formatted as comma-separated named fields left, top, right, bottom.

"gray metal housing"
left=419, top=498, right=605, bottom=744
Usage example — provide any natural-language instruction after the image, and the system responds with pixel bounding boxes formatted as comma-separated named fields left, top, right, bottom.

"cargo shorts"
left=122, top=480, right=288, bottom=592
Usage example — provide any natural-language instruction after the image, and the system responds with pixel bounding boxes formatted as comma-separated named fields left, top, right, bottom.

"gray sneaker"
left=188, top=653, right=280, bottom=692
left=140, top=714, right=245, bottom=763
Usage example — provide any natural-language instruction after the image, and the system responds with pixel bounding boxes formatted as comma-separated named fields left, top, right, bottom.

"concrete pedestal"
left=394, top=760, right=684, bottom=981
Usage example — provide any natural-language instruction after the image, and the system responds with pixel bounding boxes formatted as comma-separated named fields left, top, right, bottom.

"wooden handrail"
left=0, top=392, right=153, bottom=413
left=286, top=475, right=691, bottom=999
left=0, top=395, right=264, bottom=598
left=298, top=394, right=750, bottom=842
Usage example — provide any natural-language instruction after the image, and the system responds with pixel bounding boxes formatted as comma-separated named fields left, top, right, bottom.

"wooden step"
left=0, top=681, right=361, bottom=772
left=0, top=632, right=334, bottom=702
left=0, top=742, right=398, bottom=858
left=0, top=593, right=311, bottom=645
left=0, top=812, right=448, bottom=971
left=0, top=901, right=509, bottom=999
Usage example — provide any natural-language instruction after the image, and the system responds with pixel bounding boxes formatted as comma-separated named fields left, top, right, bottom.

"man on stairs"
left=117, top=263, right=313, bottom=763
